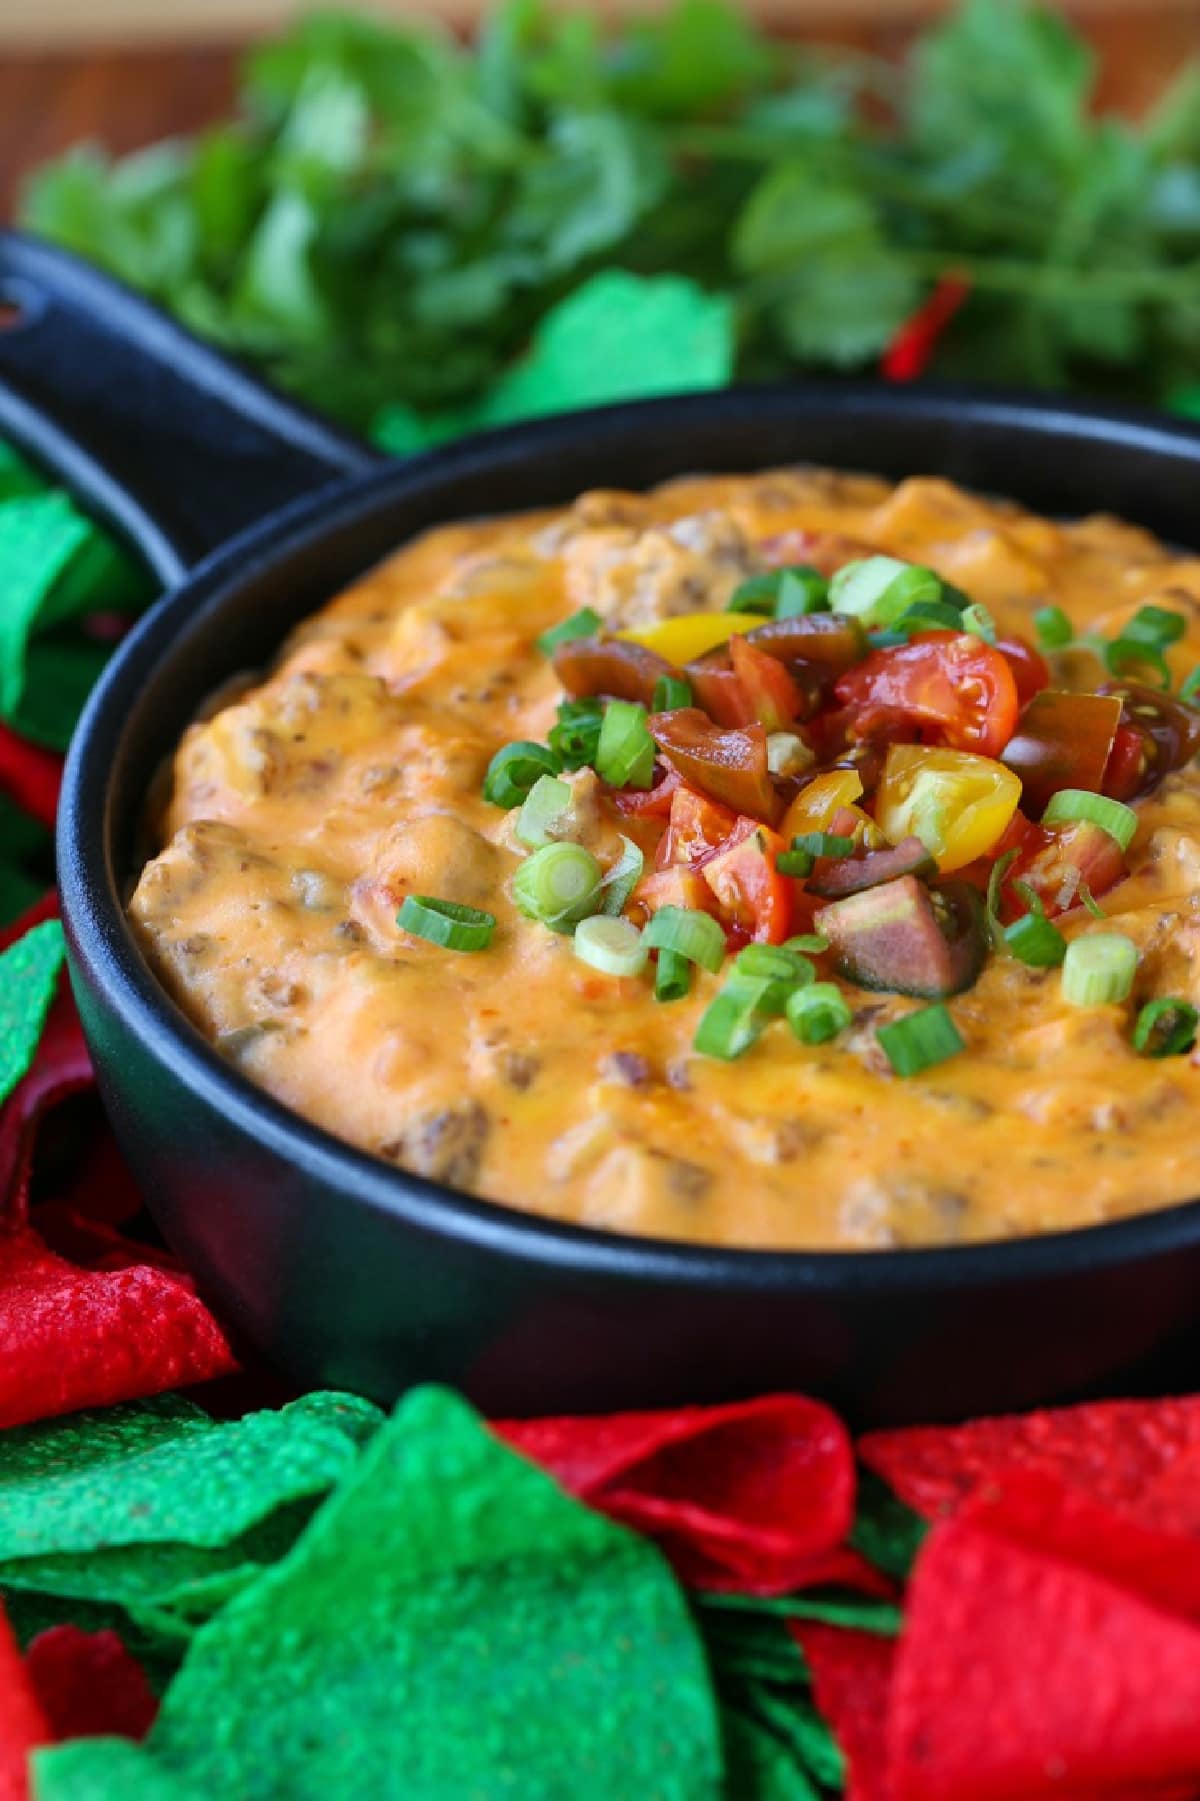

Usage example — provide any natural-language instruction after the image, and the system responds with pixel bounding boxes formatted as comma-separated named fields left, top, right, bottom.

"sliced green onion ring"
left=654, top=948, right=692, bottom=1003
left=985, top=848, right=1019, bottom=947
left=1061, top=932, right=1137, bottom=1007
left=516, top=774, right=573, bottom=848
left=726, top=572, right=780, bottom=615
left=599, top=836, right=644, bottom=916
left=482, top=740, right=561, bottom=808
left=595, top=700, right=656, bottom=790
left=734, top=943, right=815, bottom=1013
left=1042, top=788, right=1137, bottom=852
left=961, top=602, right=997, bottom=643
left=652, top=674, right=693, bottom=712
left=549, top=697, right=604, bottom=769
left=537, top=607, right=602, bottom=656
left=694, top=977, right=773, bottom=1060
left=398, top=895, right=496, bottom=952
left=775, top=567, right=830, bottom=617
left=1078, top=882, right=1107, bottom=920
left=877, top=1003, right=965, bottom=1076
left=782, top=830, right=855, bottom=875
left=786, top=982, right=851, bottom=1045
left=1105, top=637, right=1171, bottom=690
left=1123, top=604, right=1186, bottom=648
left=1034, top=605, right=1073, bottom=651
left=784, top=933, right=830, bottom=955
left=643, top=906, right=726, bottom=973
left=512, top=842, right=603, bottom=930
left=1132, top=996, right=1198, bottom=1057
left=829, top=557, right=946, bottom=631
left=1003, top=911, right=1067, bottom=967
left=573, top=915, right=648, bottom=978
left=1180, top=666, right=1200, bottom=709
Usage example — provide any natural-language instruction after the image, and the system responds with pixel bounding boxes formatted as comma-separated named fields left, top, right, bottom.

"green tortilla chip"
left=0, top=919, right=65, bottom=1106
left=720, top=1708, right=821, bottom=1800
left=56, top=1387, right=721, bottom=1800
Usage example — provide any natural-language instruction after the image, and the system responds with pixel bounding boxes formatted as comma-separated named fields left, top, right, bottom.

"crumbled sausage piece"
left=381, top=1100, right=491, bottom=1187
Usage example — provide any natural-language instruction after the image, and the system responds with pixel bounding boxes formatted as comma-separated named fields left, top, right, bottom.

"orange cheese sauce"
left=129, top=470, right=1200, bottom=1248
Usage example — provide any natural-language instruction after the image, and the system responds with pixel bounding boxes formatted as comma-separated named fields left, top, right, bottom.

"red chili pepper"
left=881, top=275, right=971, bottom=383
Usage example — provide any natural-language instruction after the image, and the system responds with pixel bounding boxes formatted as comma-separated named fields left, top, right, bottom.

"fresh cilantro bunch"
left=19, top=0, right=1200, bottom=443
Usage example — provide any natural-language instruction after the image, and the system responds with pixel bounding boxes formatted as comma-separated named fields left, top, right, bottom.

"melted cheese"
left=129, top=469, right=1200, bottom=1249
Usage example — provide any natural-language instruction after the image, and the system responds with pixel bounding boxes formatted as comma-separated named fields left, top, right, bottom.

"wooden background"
left=0, top=5, right=1195, bottom=218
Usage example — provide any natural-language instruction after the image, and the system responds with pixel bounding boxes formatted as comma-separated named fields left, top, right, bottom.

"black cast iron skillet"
left=2, top=229, right=1200, bottom=1426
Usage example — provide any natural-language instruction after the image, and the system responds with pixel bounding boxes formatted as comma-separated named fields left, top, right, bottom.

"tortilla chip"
left=0, top=1604, right=48, bottom=1801
left=0, top=983, right=92, bottom=1227
left=792, top=1623, right=895, bottom=1801
left=498, top=1394, right=855, bottom=1594
left=42, top=1388, right=722, bottom=1800
left=0, top=924, right=65, bottom=1110
left=25, top=1628, right=157, bottom=1742
left=721, top=1706, right=822, bottom=1799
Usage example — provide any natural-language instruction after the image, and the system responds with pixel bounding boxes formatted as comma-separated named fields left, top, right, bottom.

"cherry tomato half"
left=648, top=709, right=781, bottom=823
left=1003, top=819, right=1126, bottom=921
left=999, top=690, right=1122, bottom=817
left=729, top=635, right=804, bottom=732
left=834, top=631, right=1020, bottom=758
left=996, top=635, right=1051, bottom=707
left=701, top=817, right=793, bottom=944
left=657, top=785, right=739, bottom=868
left=1098, top=682, right=1200, bottom=802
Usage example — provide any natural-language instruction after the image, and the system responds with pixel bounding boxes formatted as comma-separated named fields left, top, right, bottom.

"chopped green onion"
left=482, top=740, right=561, bottom=808
left=512, top=842, right=603, bottom=930
left=784, top=933, right=830, bottom=955
left=727, top=572, right=780, bottom=615
left=1180, top=666, right=1200, bottom=708
left=1132, top=996, right=1198, bottom=1058
left=652, top=674, right=692, bottom=712
left=694, top=976, right=772, bottom=1060
left=786, top=981, right=852, bottom=1045
left=961, top=602, right=997, bottom=643
left=599, top=836, right=644, bottom=916
left=1123, top=604, right=1186, bottom=648
left=892, top=599, right=968, bottom=636
left=734, top=942, right=815, bottom=1013
left=516, top=774, right=572, bottom=847
left=1078, top=882, right=1107, bottom=920
left=398, top=895, right=496, bottom=952
left=1012, top=878, right=1044, bottom=917
left=548, top=698, right=604, bottom=770
left=537, top=608, right=602, bottom=656
left=595, top=700, right=656, bottom=790
left=654, top=948, right=691, bottom=1003
left=780, top=830, right=857, bottom=876
left=573, top=915, right=648, bottom=978
left=1061, top=932, right=1137, bottom=1007
left=985, top=848, right=1019, bottom=947
left=775, top=567, right=830, bottom=617
left=1003, top=910, right=1067, bottom=967
left=867, top=629, right=909, bottom=651
left=1034, top=605, right=1073, bottom=651
left=643, top=905, right=726, bottom=973
left=1105, top=638, right=1171, bottom=690
left=1042, top=788, right=1138, bottom=852
left=877, top=1003, right=965, bottom=1076
left=829, top=558, right=945, bottom=630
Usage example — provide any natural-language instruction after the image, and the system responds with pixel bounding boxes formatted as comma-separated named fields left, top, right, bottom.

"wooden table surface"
left=1, top=9, right=1196, bottom=219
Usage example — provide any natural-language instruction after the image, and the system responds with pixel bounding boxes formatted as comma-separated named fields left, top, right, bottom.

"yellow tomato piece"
left=617, top=612, right=763, bottom=664
left=877, top=745, right=1020, bottom=873
left=779, top=769, right=864, bottom=840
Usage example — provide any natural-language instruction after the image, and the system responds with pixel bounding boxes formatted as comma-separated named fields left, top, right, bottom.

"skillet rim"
left=58, top=379, right=1200, bottom=1293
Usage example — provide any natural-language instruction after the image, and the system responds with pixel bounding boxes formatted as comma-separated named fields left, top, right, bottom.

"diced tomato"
left=1098, top=683, right=1200, bottom=802
left=1001, top=818, right=1126, bottom=922
left=996, top=635, right=1050, bottom=707
left=1000, top=690, right=1122, bottom=816
left=633, top=866, right=721, bottom=921
left=648, top=708, right=782, bottom=823
left=609, top=764, right=680, bottom=817
left=1102, top=723, right=1148, bottom=802
left=657, top=785, right=740, bottom=868
left=686, top=646, right=757, bottom=727
left=728, top=634, right=804, bottom=732
left=700, top=817, right=793, bottom=943
left=953, top=810, right=1040, bottom=893
left=834, top=631, right=1020, bottom=758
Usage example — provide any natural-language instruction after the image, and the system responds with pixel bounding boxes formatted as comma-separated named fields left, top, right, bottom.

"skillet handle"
left=0, top=230, right=381, bottom=585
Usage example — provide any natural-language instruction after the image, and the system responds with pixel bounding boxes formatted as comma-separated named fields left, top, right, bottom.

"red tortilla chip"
left=25, top=1628, right=157, bottom=1743
left=0, top=1605, right=48, bottom=1801
left=0, top=726, right=61, bottom=831
left=859, top=1397, right=1200, bottom=1527
left=0, top=1224, right=235, bottom=1429
left=887, top=1507, right=1200, bottom=1801
left=792, top=1622, right=895, bottom=1801
left=497, top=1395, right=856, bottom=1594
left=0, top=983, right=92, bottom=1226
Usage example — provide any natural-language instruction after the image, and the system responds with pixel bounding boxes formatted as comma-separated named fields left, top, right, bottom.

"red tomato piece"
left=657, top=785, right=740, bottom=869
left=996, top=635, right=1050, bottom=707
left=1102, top=723, right=1148, bottom=802
left=1000, top=690, right=1122, bottom=817
left=834, top=632, right=1019, bottom=758
left=633, top=866, right=721, bottom=921
left=1003, top=819, right=1126, bottom=921
left=729, top=635, right=804, bottom=732
left=701, top=817, right=793, bottom=944
left=609, top=765, right=680, bottom=818
left=648, top=709, right=782, bottom=823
